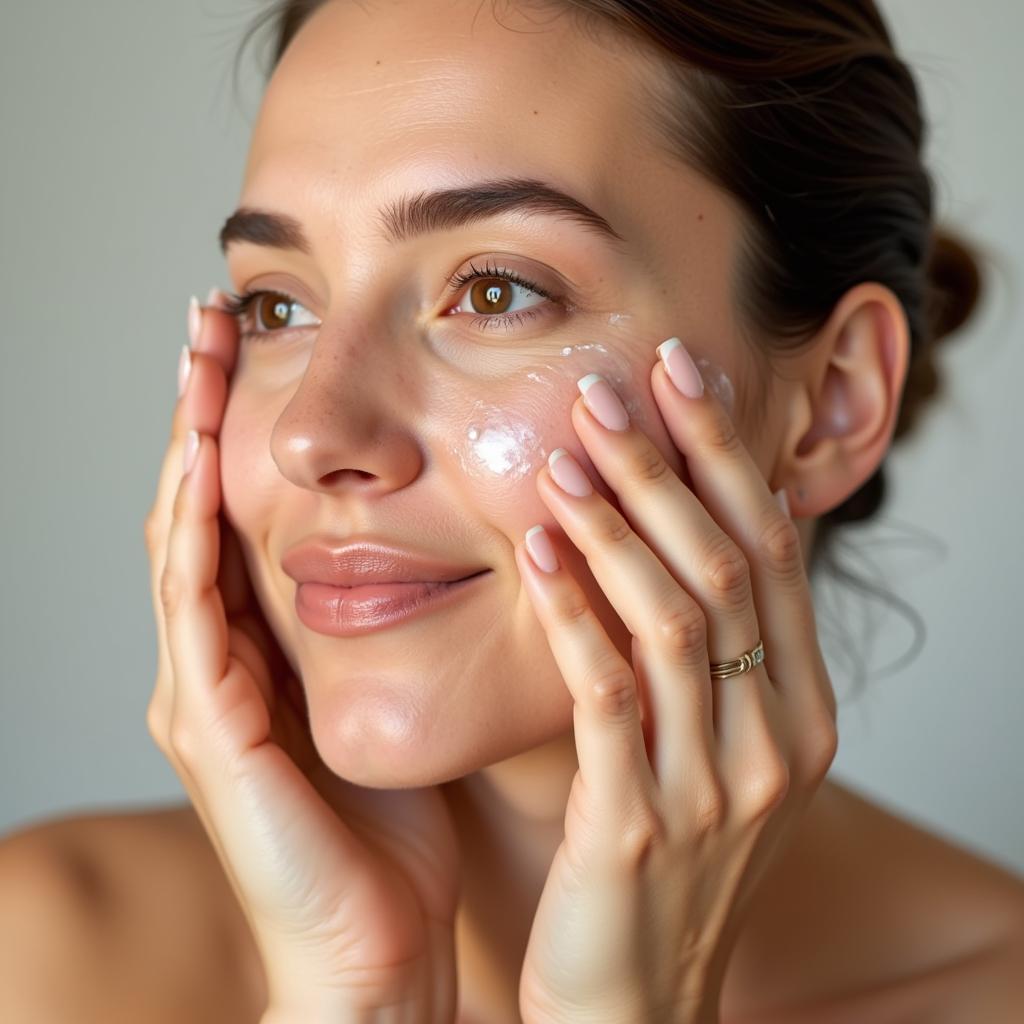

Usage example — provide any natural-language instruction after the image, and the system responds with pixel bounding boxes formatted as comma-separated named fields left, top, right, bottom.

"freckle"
left=698, top=213, right=704, bottom=221
left=375, top=59, right=381, bottom=65
left=533, top=109, right=539, bottom=114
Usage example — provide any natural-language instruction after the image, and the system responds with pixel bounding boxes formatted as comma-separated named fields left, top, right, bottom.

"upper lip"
left=281, top=536, right=488, bottom=587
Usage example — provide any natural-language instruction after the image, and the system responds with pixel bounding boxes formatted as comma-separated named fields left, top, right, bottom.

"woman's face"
left=220, top=0, right=774, bottom=786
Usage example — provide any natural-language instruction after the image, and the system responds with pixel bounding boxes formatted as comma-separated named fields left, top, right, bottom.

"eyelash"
left=222, top=261, right=559, bottom=341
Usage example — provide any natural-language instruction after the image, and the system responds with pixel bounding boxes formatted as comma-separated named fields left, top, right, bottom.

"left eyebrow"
left=217, top=176, right=628, bottom=255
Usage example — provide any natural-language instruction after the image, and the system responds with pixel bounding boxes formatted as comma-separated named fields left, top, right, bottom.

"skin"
left=210, top=0, right=911, bottom=1018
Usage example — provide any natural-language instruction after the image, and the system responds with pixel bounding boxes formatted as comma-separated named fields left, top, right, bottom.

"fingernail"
left=773, top=488, right=791, bottom=518
left=577, top=373, right=629, bottom=431
left=177, top=344, right=192, bottom=398
left=183, top=429, right=200, bottom=475
left=657, top=337, right=704, bottom=399
left=547, top=448, right=593, bottom=497
left=187, top=294, right=203, bottom=348
left=206, top=286, right=227, bottom=310
left=524, top=524, right=559, bottom=573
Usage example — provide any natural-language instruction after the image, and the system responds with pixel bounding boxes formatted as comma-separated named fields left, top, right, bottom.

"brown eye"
left=468, top=278, right=514, bottom=314
left=443, top=261, right=556, bottom=331
left=256, top=292, right=295, bottom=330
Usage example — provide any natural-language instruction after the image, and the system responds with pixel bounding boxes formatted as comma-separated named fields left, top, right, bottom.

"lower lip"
left=294, top=571, right=491, bottom=637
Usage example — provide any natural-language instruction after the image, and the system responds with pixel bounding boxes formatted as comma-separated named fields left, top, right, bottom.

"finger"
left=168, top=297, right=237, bottom=447
left=193, top=288, right=242, bottom=377
left=146, top=297, right=234, bottom=739
left=568, top=377, right=761, bottom=673
left=515, top=531, right=656, bottom=845
left=566, top=370, right=772, bottom=776
left=216, top=513, right=302, bottom=720
left=650, top=341, right=829, bottom=716
left=151, top=295, right=237, bottom=540
left=147, top=351, right=226, bottom=625
left=535, top=455, right=718, bottom=790
left=161, top=432, right=245, bottom=746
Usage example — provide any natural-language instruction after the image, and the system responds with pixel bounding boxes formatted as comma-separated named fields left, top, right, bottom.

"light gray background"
left=2, top=2, right=1021, bottom=876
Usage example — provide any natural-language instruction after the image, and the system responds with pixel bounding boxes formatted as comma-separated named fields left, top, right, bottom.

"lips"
left=280, top=537, right=487, bottom=587
left=293, top=574, right=488, bottom=637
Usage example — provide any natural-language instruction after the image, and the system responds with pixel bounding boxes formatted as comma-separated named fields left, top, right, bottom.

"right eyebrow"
left=217, top=176, right=628, bottom=255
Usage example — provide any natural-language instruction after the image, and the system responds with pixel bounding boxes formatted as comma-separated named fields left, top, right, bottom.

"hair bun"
left=891, top=226, right=984, bottom=446
left=925, top=227, right=983, bottom=342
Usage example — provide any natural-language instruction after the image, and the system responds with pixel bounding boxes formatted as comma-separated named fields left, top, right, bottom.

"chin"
left=298, top=675, right=472, bottom=788
left=302, top=667, right=574, bottom=789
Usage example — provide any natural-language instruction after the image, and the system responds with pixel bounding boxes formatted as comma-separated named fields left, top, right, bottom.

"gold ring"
left=709, top=639, right=765, bottom=680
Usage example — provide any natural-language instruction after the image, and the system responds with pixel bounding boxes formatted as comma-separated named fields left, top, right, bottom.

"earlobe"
left=773, top=283, right=910, bottom=519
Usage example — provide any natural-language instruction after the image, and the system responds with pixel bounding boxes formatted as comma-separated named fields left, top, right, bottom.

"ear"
left=770, top=282, right=910, bottom=520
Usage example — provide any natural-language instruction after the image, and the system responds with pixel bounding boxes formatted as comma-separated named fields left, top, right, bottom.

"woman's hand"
left=513, top=339, right=839, bottom=1024
left=143, top=293, right=462, bottom=1024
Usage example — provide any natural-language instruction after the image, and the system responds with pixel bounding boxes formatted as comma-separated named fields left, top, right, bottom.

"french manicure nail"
left=206, top=286, right=227, bottom=309
left=525, top=524, right=559, bottom=573
left=177, top=344, right=192, bottom=398
left=187, top=295, right=202, bottom=348
left=548, top=448, right=593, bottom=497
left=577, top=373, right=629, bottom=431
left=657, top=337, right=704, bottom=399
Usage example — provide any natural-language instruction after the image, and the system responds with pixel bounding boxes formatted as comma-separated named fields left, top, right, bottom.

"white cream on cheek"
left=445, top=341, right=638, bottom=501
left=440, top=334, right=737, bottom=528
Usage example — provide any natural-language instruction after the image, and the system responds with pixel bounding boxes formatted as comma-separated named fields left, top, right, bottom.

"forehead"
left=243, top=0, right=664, bottom=213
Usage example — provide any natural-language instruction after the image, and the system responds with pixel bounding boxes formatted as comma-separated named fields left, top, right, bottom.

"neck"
left=440, top=730, right=580, bottom=1018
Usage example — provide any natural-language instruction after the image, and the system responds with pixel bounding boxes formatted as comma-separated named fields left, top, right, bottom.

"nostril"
left=322, top=468, right=376, bottom=486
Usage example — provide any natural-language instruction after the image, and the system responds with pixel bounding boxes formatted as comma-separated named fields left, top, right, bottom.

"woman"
left=3, top=1, right=1022, bottom=1021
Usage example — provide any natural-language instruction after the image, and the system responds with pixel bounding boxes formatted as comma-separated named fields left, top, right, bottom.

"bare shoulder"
left=0, top=803, right=267, bottom=1024
left=724, top=777, right=1024, bottom=1023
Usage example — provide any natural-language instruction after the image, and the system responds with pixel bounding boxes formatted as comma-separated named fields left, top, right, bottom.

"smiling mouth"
left=293, top=569, right=492, bottom=637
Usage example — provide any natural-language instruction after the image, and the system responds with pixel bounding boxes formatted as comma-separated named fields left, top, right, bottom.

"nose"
left=269, top=322, right=424, bottom=497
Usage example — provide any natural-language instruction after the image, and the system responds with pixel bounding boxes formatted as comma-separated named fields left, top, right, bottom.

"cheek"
left=429, top=337, right=741, bottom=548
left=430, top=341, right=651, bottom=543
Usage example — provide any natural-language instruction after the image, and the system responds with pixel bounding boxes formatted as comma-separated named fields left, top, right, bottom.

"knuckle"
left=594, top=507, right=633, bottom=548
left=748, top=753, right=790, bottom=818
left=618, top=812, right=666, bottom=868
left=168, top=719, right=198, bottom=766
left=700, top=537, right=751, bottom=607
left=550, top=589, right=594, bottom=629
left=145, top=698, right=167, bottom=747
left=651, top=593, right=707, bottom=660
left=626, top=443, right=672, bottom=488
left=143, top=512, right=161, bottom=555
left=755, top=512, right=805, bottom=585
left=699, top=413, right=743, bottom=457
left=159, top=567, right=186, bottom=618
left=805, top=713, right=840, bottom=781
left=583, top=655, right=637, bottom=717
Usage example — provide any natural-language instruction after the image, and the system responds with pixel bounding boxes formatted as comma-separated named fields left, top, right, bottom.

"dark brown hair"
left=232, top=0, right=985, bottom=694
